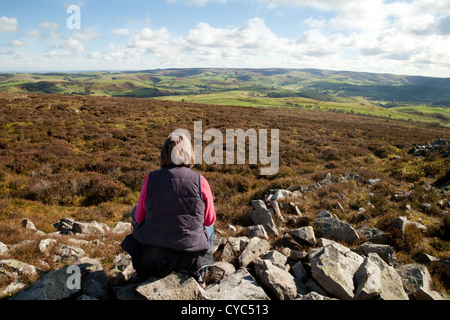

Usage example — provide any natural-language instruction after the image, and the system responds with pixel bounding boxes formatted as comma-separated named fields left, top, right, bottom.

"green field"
left=1, top=68, right=449, bottom=127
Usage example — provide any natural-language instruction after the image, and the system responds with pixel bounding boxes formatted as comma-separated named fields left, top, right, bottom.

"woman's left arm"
left=201, top=175, right=216, bottom=227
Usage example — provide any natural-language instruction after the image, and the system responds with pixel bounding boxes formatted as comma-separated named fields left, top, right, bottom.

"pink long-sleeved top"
left=133, top=173, right=216, bottom=227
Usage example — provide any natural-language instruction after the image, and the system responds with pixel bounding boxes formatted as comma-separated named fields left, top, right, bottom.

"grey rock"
left=249, top=200, right=278, bottom=237
left=269, top=201, right=285, bottom=222
left=211, top=235, right=227, bottom=254
left=261, top=250, right=288, bottom=270
left=21, top=218, right=36, bottom=232
left=72, top=221, right=110, bottom=235
left=292, top=261, right=307, bottom=280
left=221, top=243, right=236, bottom=263
left=391, top=216, right=427, bottom=234
left=0, top=242, right=9, bottom=257
left=395, top=263, right=444, bottom=300
left=281, top=247, right=307, bottom=261
left=54, top=244, right=86, bottom=263
left=245, top=225, right=269, bottom=240
left=114, top=283, right=146, bottom=300
left=136, top=272, right=209, bottom=300
left=0, top=259, right=40, bottom=279
left=355, top=225, right=389, bottom=244
left=238, top=237, right=271, bottom=267
left=391, top=216, right=408, bottom=233
left=366, top=179, right=381, bottom=185
left=297, top=291, right=337, bottom=300
left=314, top=216, right=359, bottom=244
left=254, top=259, right=297, bottom=300
left=77, top=257, right=108, bottom=299
left=53, top=218, right=75, bottom=234
left=354, top=253, right=409, bottom=300
left=412, top=252, right=440, bottom=263
left=206, top=268, right=269, bottom=300
left=316, top=210, right=333, bottom=218
left=213, top=261, right=236, bottom=276
left=0, top=280, right=26, bottom=299
left=309, top=243, right=363, bottom=299
left=9, top=265, right=80, bottom=300
left=111, top=222, right=133, bottom=235
left=289, top=226, right=316, bottom=246
left=354, top=242, right=399, bottom=266
left=38, top=238, right=57, bottom=256
left=108, top=253, right=136, bottom=286
left=270, top=189, right=296, bottom=202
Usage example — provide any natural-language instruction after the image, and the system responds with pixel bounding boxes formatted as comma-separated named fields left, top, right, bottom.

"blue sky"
left=1, top=0, right=450, bottom=77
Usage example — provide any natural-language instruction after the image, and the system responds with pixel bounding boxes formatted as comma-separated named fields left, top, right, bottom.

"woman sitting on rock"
left=121, top=131, right=216, bottom=284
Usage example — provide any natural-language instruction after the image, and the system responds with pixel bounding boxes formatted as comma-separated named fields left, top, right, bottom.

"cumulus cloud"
left=90, top=0, right=450, bottom=76
left=9, top=40, right=28, bottom=47
left=38, top=21, right=59, bottom=30
left=73, top=27, right=101, bottom=41
left=60, top=38, right=85, bottom=54
left=0, top=16, right=18, bottom=33
left=113, top=28, right=131, bottom=36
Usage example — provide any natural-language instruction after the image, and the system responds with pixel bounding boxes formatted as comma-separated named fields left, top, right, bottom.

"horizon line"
left=1, top=67, right=450, bottom=79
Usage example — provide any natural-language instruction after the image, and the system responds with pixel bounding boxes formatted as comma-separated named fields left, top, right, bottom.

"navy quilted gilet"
left=132, top=166, right=209, bottom=252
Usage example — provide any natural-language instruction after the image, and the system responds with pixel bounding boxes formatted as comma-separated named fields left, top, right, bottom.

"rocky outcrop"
left=2, top=184, right=449, bottom=300
left=408, top=139, right=449, bottom=157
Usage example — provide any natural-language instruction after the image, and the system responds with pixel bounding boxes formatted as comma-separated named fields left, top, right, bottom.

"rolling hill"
left=0, top=68, right=449, bottom=127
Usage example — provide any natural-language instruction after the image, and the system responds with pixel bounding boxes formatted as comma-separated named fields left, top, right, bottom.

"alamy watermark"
left=171, top=121, right=279, bottom=175
left=66, top=265, right=81, bottom=290
left=66, top=4, right=81, bottom=30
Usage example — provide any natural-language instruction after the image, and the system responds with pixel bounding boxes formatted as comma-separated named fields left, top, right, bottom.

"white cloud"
left=24, top=29, right=61, bottom=40
left=0, top=16, right=18, bottom=33
left=113, top=28, right=131, bottom=36
left=87, top=51, right=102, bottom=59
left=89, top=0, right=450, bottom=77
left=73, top=27, right=101, bottom=41
left=60, top=38, right=85, bottom=54
left=186, top=0, right=227, bottom=6
left=9, top=40, right=27, bottom=47
left=38, top=21, right=59, bottom=30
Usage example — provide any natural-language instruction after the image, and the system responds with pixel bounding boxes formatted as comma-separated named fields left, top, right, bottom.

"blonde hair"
left=160, top=131, right=195, bottom=168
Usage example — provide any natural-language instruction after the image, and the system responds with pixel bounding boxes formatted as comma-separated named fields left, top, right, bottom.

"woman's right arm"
left=134, top=174, right=149, bottom=224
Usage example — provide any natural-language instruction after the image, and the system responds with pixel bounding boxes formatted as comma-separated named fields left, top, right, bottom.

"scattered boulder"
left=107, top=253, right=136, bottom=286
left=244, top=224, right=269, bottom=240
left=314, top=215, right=359, bottom=244
left=409, top=139, right=449, bottom=157
left=53, top=218, right=76, bottom=235
left=72, top=221, right=110, bottom=235
left=354, top=253, right=408, bottom=300
left=254, top=258, right=297, bottom=300
left=354, top=242, right=399, bottom=266
left=391, top=216, right=427, bottom=234
left=38, top=238, right=57, bottom=256
left=9, top=264, right=80, bottom=300
left=366, top=178, right=381, bottom=185
left=396, top=263, right=445, bottom=300
left=289, top=226, right=316, bottom=246
left=0, top=259, right=41, bottom=280
left=206, top=268, right=270, bottom=300
left=136, top=272, right=209, bottom=300
left=112, top=222, right=133, bottom=235
left=309, top=242, right=363, bottom=299
left=261, top=250, right=288, bottom=271
left=0, top=242, right=9, bottom=257
left=21, top=218, right=36, bottom=232
left=248, top=200, right=278, bottom=237
left=356, top=225, right=389, bottom=244
left=238, top=237, right=270, bottom=267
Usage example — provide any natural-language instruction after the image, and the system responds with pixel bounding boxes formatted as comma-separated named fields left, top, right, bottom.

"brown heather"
left=0, top=92, right=449, bottom=293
